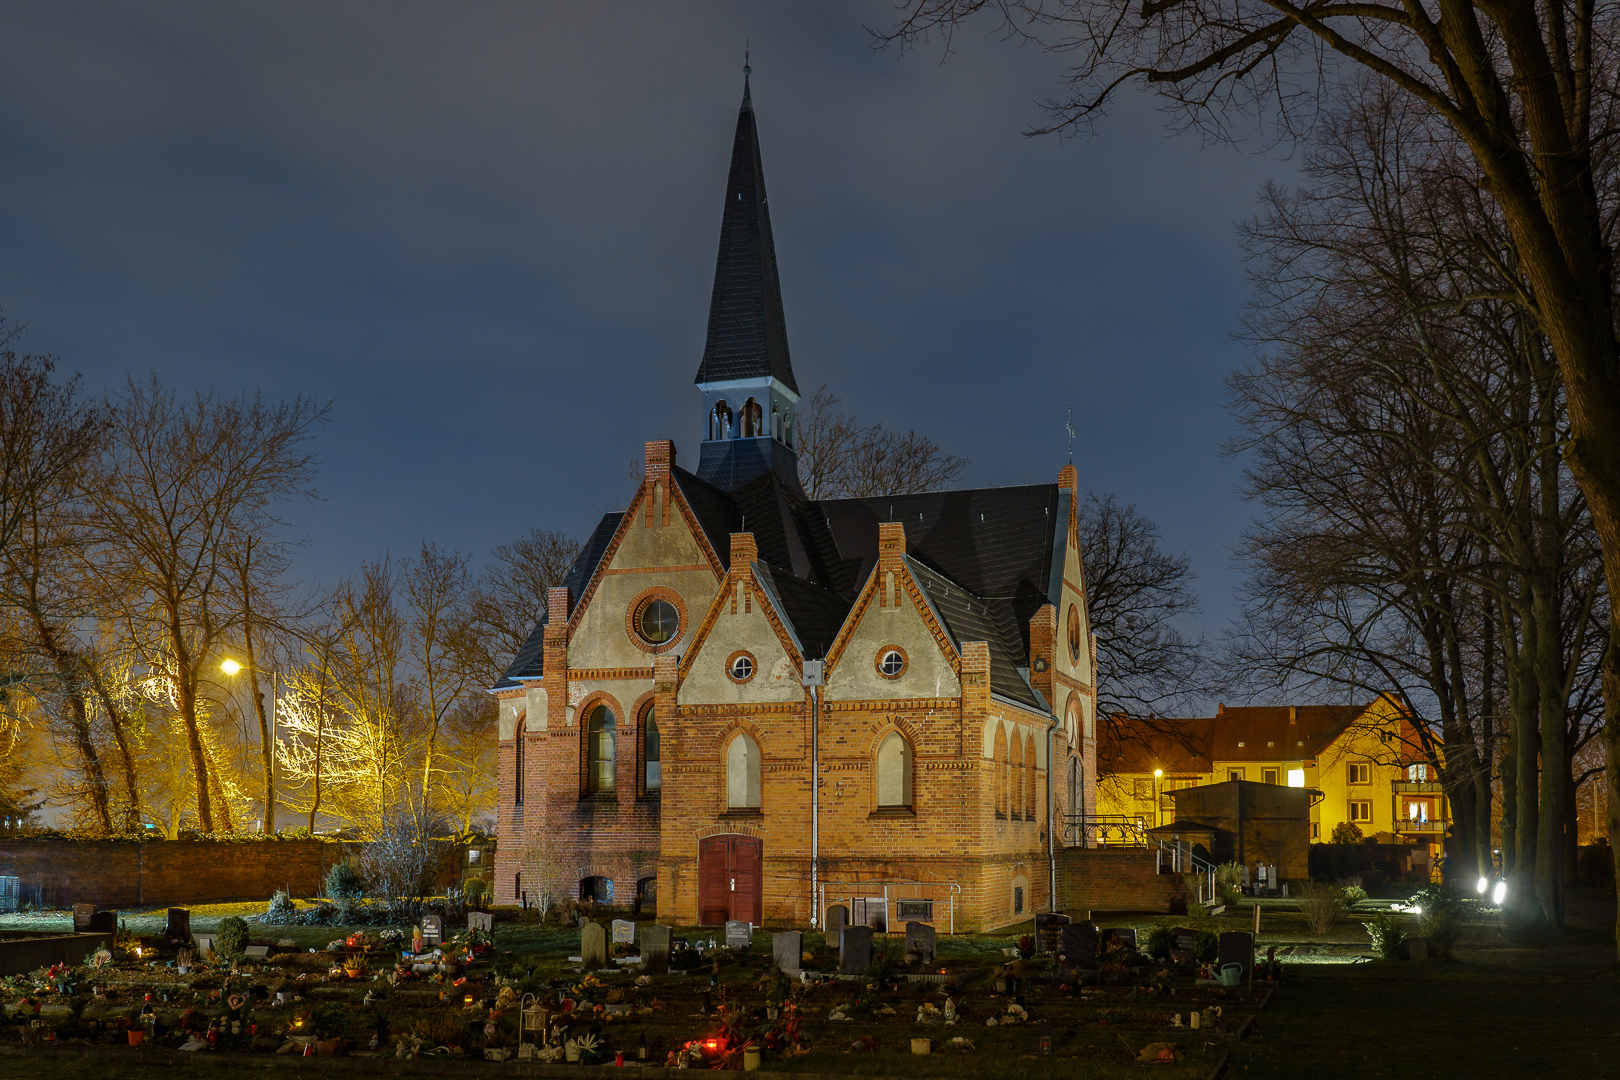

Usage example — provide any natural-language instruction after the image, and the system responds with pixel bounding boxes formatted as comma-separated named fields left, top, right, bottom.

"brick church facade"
left=491, top=73, right=1099, bottom=933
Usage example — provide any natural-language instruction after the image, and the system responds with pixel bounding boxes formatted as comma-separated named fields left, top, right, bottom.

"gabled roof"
left=499, top=512, right=623, bottom=684
left=754, top=562, right=851, bottom=660
left=1098, top=704, right=1372, bottom=774
left=693, top=72, right=797, bottom=393
left=905, top=556, right=1042, bottom=709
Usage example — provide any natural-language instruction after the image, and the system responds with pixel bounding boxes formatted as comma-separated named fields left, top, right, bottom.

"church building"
left=491, top=72, right=1098, bottom=932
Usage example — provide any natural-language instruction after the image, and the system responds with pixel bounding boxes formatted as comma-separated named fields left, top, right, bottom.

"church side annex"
left=490, top=70, right=1098, bottom=933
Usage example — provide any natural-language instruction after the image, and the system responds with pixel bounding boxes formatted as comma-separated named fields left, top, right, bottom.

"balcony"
left=1394, top=780, right=1442, bottom=794
left=1396, top=819, right=1446, bottom=834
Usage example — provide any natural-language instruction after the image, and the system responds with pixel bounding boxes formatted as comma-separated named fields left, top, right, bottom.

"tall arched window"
left=1068, top=757, right=1081, bottom=822
left=993, top=726, right=1008, bottom=819
left=713, top=400, right=732, bottom=440
left=742, top=397, right=760, bottom=437
left=641, top=705, right=661, bottom=796
left=1011, top=732, right=1024, bottom=820
left=875, top=732, right=913, bottom=808
left=586, top=705, right=616, bottom=794
left=726, top=733, right=761, bottom=809
left=1025, top=733, right=1038, bottom=821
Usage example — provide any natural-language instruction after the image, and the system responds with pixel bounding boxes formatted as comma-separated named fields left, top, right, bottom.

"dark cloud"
left=0, top=2, right=1294, bottom=685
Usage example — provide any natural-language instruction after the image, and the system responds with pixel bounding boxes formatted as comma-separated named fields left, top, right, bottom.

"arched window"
left=875, top=732, right=913, bottom=808
left=727, top=733, right=761, bottom=809
left=993, top=726, right=1008, bottom=819
left=586, top=705, right=616, bottom=794
left=1025, top=733, right=1038, bottom=821
left=1011, top=732, right=1024, bottom=820
left=641, top=705, right=661, bottom=796
left=742, top=397, right=760, bottom=437
left=713, top=400, right=732, bottom=440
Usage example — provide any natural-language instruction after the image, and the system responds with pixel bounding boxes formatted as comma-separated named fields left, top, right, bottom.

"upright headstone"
left=825, top=904, right=848, bottom=945
left=166, top=908, right=190, bottom=942
left=1101, top=926, right=1138, bottom=951
left=1033, top=912, right=1071, bottom=954
left=1169, top=927, right=1199, bottom=962
left=73, top=904, right=95, bottom=932
left=1217, top=931, right=1253, bottom=981
left=839, top=925, right=873, bottom=974
left=611, top=919, right=636, bottom=947
left=191, top=932, right=219, bottom=960
left=1406, top=936, right=1429, bottom=962
left=420, top=914, right=444, bottom=948
left=639, top=924, right=671, bottom=975
left=725, top=920, right=752, bottom=952
left=580, top=922, right=608, bottom=970
left=772, top=931, right=803, bottom=975
left=905, top=921, right=936, bottom=964
left=89, top=910, right=116, bottom=934
left=468, top=912, right=495, bottom=933
left=1061, top=922, right=1099, bottom=970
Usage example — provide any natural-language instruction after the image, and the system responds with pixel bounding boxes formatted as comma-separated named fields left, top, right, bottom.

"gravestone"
left=244, top=945, right=270, bottom=960
left=1406, top=936, right=1429, bottom=962
left=905, top=921, right=935, bottom=964
left=639, top=924, right=671, bottom=975
left=468, top=912, right=494, bottom=933
left=825, top=904, right=848, bottom=945
left=611, top=919, right=636, bottom=946
left=1170, top=927, right=1199, bottom=962
left=1033, top=912, right=1071, bottom=954
left=165, top=908, right=190, bottom=941
left=580, top=922, right=608, bottom=970
left=725, top=920, right=752, bottom=952
left=1061, top=922, right=1099, bottom=970
left=73, top=904, right=95, bottom=932
left=88, top=910, right=116, bottom=934
left=1217, top=931, right=1253, bottom=982
left=191, top=932, right=219, bottom=960
left=1100, top=927, right=1138, bottom=951
left=420, top=914, right=444, bottom=948
left=772, top=931, right=803, bottom=975
left=839, top=925, right=873, bottom=974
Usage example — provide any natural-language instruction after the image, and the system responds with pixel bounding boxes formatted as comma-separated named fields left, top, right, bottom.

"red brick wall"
left=1056, top=847, right=1191, bottom=914
left=0, top=839, right=346, bottom=908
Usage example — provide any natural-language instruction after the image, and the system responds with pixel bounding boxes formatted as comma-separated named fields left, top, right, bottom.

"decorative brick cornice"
left=569, top=666, right=655, bottom=682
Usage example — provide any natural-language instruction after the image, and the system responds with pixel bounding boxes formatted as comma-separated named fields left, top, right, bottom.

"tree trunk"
left=1533, top=580, right=1567, bottom=927
left=87, top=671, right=143, bottom=830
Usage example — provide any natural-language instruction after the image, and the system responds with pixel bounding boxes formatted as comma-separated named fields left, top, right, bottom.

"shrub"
left=464, top=878, right=490, bottom=904
left=325, top=859, right=365, bottom=900
left=1194, top=929, right=1220, bottom=963
left=1215, top=861, right=1245, bottom=907
left=261, top=889, right=297, bottom=924
left=1294, top=882, right=1343, bottom=933
left=1419, top=907, right=1461, bottom=957
left=1339, top=883, right=1369, bottom=906
left=1330, top=821, right=1364, bottom=845
left=1142, top=925, right=1174, bottom=961
left=216, top=915, right=249, bottom=958
left=1364, top=912, right=1407, bottom=960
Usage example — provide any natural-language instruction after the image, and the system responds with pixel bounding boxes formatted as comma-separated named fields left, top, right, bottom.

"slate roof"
left=753, top=562, right=851, bottom=660
left=693, top=75, right=797, bottom=393
left=905, top=556, right=1043, bottom=709
left=498, top=512, right=623, bottom=683
left=1097, top=705, right=1368, bottom=775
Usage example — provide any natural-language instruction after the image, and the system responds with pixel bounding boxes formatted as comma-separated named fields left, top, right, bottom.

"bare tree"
left=886, top=0, right=1620, bottom=952
left=796, top=385, right=968, bottom=498
left=95, top=377, right=327, bottom=833
left=1079, top=491, right=1209, bottom=768
left=404, top=543, right=476, bottom=805
left=460, top=529, right=580, bottom=684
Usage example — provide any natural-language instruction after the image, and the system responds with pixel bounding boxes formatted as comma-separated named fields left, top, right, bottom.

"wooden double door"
left=698, top=835, right=762, bottom=926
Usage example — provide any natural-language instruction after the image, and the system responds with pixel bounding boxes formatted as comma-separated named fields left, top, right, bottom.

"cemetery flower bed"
left=0, top=905, right=1270, bottom=1078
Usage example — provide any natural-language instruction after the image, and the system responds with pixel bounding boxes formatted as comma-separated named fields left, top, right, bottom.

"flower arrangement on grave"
left=343, top=955, right=367, bottom=979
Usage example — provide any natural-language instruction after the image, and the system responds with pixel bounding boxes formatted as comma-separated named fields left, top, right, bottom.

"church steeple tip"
left=742, top=51, right=752, bottom=109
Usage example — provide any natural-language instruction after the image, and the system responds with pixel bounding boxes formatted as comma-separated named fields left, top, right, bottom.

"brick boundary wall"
left=1055, top=847, right=1191, bottom=915
left=0, top=839, right=356, bottom=908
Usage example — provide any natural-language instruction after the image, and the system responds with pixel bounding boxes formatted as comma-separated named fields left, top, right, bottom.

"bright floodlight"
left=1493, top=881, right=1507, bottom=905
left=220, top=659, right=242, bottom=676
left=1154, top=769, right=1163, bottom=778
left=1476, top=876, right=1489, bottom=895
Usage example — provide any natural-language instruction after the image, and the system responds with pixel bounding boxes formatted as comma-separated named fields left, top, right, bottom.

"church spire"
left=694, top=64, right=797, bottom=394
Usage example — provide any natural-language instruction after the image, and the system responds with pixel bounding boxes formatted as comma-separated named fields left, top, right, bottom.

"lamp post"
left=222, top=658, right=278, bottom=831
left=1153, top=769, right=1164, bottom=830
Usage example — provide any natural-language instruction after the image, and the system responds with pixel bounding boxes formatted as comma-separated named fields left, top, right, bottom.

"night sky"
left=0, top=3, right=1294, bottom=679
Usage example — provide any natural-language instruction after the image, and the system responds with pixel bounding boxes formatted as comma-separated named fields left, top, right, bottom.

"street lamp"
left=1153, top=768, right=1164, bottom=829
left=222, top=657, right=278, bottom=830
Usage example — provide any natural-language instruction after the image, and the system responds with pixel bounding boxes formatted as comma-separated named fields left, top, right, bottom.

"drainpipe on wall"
left=803, top=660, right=824, bottom=929
left=1047, top=723, right=1057, bottom=911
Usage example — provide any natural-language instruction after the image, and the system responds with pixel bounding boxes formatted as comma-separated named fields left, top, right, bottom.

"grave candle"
left=1039, top=1023, right=1053, bottom=1055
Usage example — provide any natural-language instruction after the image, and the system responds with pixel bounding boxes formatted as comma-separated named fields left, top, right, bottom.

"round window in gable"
left=638, top=599, right=679, bottom=645
left=727, top=650, right=757, bottom=683
left=876, top=647, right=908, bottom=679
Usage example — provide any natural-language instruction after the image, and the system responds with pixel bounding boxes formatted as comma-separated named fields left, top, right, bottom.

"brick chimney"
left=877, top=521, right=906, bottom=571
left=644, top=440, right=674, bottom=480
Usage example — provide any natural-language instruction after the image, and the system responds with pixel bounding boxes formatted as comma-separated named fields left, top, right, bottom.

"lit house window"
left=1287, top=769, right=1305, bottom=787
left=1407, top=763, right=1428, bottom=782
